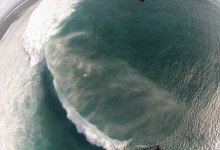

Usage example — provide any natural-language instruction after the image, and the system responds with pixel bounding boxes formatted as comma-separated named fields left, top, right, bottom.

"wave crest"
left=22, top=0, right=80, bottom=66
left=55, top=82, right=131, bottom=150
left=22, top=0, right=130, bottom=149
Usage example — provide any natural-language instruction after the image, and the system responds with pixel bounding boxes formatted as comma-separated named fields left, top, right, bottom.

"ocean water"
left=0, top=0, right=220, bottom=149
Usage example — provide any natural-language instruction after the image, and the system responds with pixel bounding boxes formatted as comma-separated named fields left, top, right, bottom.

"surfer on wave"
left=83, top=73, right=90, bottom=78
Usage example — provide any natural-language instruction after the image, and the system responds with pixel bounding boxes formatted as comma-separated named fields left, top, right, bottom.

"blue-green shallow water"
left=43, top=0, right=220, bottom=149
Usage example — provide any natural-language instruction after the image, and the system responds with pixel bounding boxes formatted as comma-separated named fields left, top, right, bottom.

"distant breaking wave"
left=22, top=0, right=130, bottom=149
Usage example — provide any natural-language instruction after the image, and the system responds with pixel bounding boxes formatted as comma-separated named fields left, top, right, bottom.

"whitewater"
left=0, top=1, right=44, bottom=149
left=22, top=0, right=130, bottom=149
left=1, top=0, right=220, bottom=149
left=25, top=0, right=181, bottom=148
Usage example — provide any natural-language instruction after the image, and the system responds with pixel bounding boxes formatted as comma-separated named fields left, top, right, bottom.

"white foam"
left=54, top=81, right=131, bottom=150
left=23, top=1, right=131, bottom=148
left=0, top=2, right=43, bottom=149
left=22, top=0, right=81, bottom=66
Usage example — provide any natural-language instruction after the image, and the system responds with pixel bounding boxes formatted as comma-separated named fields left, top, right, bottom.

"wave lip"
left=22, top=0, right=80, bottom=66
left=54, top=82, right=131, bottom=150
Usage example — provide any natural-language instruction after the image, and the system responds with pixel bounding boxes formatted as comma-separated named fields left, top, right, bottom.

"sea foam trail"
left=22, top=0, right=80, bottom=66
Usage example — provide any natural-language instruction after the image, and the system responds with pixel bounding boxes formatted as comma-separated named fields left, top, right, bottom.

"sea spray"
left=44, top=33, right=131, bottom=150
left=21, top=0, right=220, bottom=149
left=22, top=0, right=131, bottom=149
left=54, top=82, right=131, bottom=150
left=44, top=32, right=182, bottom=149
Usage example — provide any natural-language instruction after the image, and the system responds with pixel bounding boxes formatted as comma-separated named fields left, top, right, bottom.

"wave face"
left=23, top=0, right=130, bottom=149
left=23, top=0, right=220, bottom=149
left=54, top=81, right=130, bottom=150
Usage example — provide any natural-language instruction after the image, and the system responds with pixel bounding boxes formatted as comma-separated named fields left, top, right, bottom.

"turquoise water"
left=1, top=0, right=220, bottom=149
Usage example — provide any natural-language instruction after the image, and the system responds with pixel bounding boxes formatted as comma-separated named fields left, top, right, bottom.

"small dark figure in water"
left=138, top=0, right=145, bottom=2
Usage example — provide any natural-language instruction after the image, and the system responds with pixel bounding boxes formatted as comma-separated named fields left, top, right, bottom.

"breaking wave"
left=54, top=81, right=130, bottom=150
left=22, top=0, right=80, bottom=66
left=22, top=0, right=130, bottom=149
